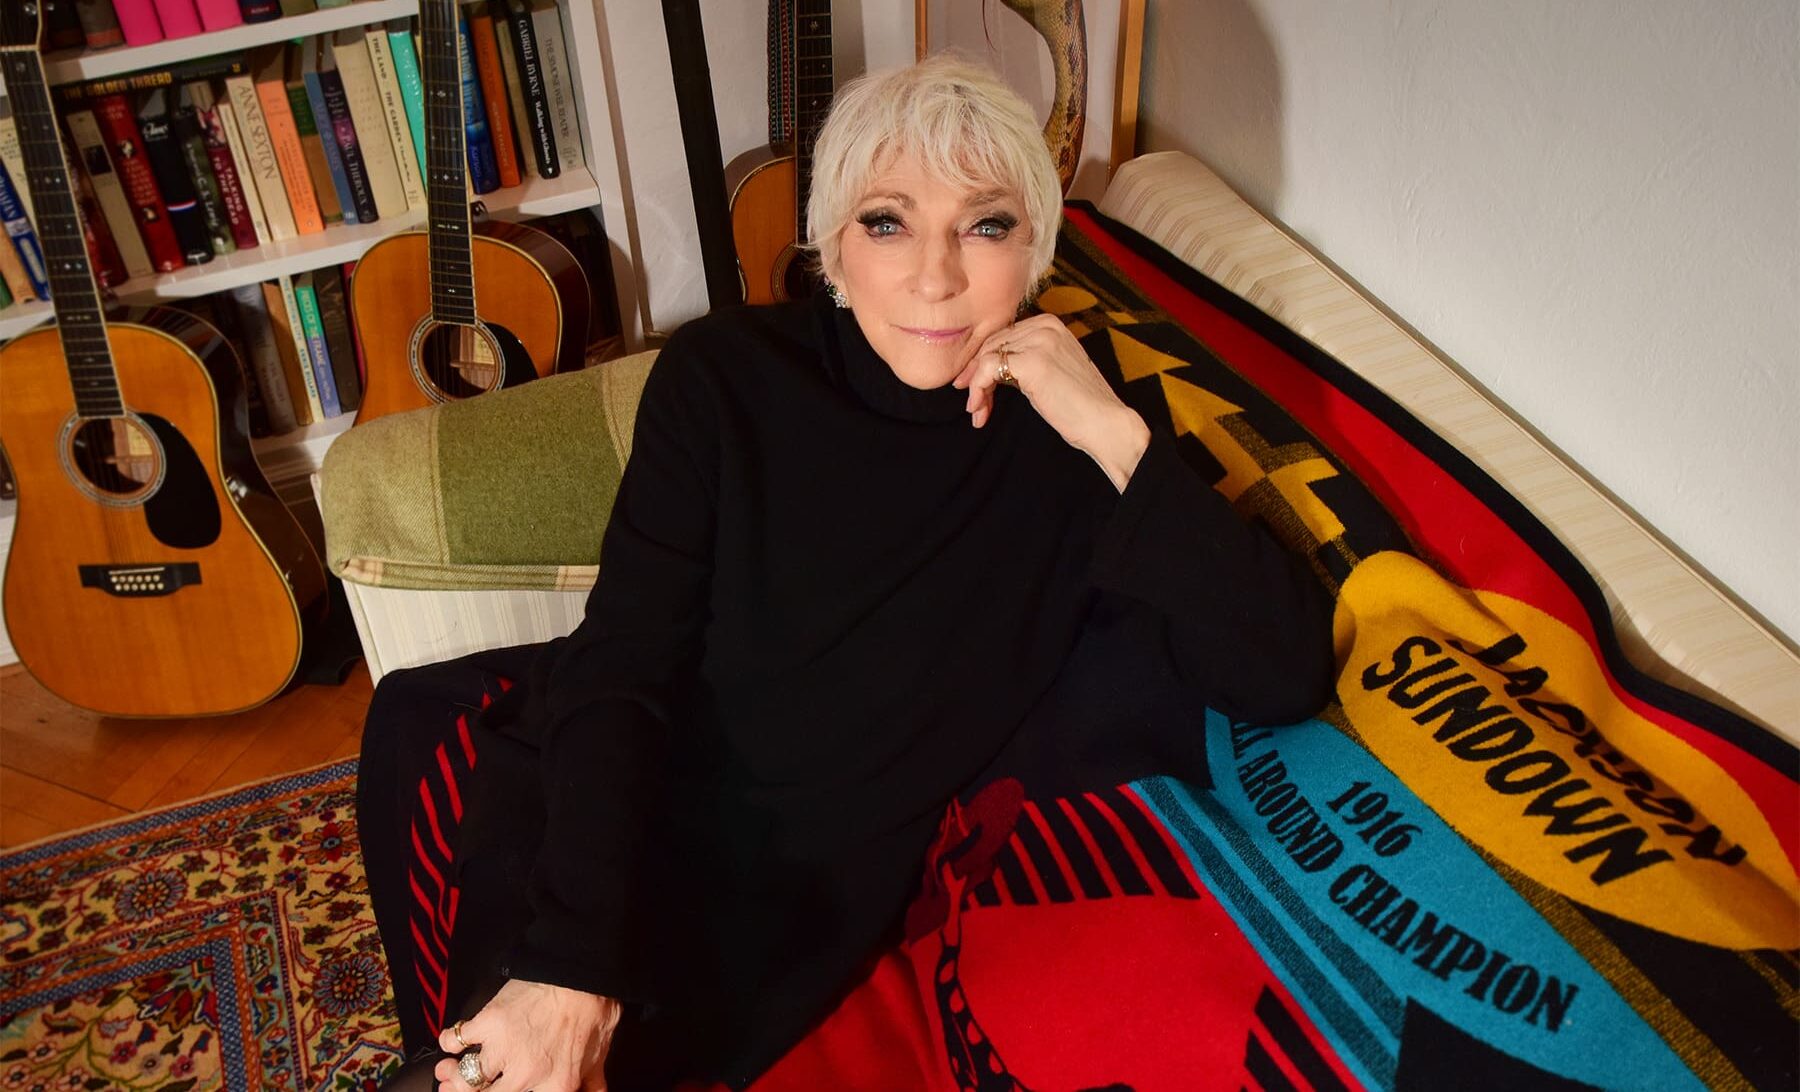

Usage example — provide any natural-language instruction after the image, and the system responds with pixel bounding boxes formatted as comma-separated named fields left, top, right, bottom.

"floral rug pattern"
left=0, top=759, right=403, bottom=1091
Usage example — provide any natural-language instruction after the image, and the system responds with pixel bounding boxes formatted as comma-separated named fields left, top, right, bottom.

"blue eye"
left=971, top=215, right=1018, bottom=239
left=858, top=212, right=903, bottom=237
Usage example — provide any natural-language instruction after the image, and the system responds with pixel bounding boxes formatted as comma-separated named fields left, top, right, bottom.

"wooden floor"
left=0, top=660, right=373, bottom=850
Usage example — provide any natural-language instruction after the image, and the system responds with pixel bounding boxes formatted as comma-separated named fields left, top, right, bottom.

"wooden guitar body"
left=350, top=220, right=588, bottom=425
left=0, top=311, right=328, bottom=717
left=726, top=145, right=821, bottom=306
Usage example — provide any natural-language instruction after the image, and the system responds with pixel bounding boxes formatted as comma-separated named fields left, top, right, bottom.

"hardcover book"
left=0, top=159, right=50, bottom=301
left=90, top=93, right=185, bottom=272
left=283, top=50, right=346, bottom=226
left=184, top=82, right=260, bottom=250
left=227, top=282, right=299, bottom=433
left=385, top=19, right=429, bottom=180
left=469, top=4, right=522, bottom=189
left=294, top=271, right=343, bottom=419
left=170, top=91, right=238, bottom=255
left=57, top=55, right=252, bottom=107
left=330, top=29, right=408, bottom=220
left=492, top=9, right=537, bottom=180
left=136, top=88, right=217, bottom=265
left=312, top=264, right=362, bottom=412
left=238, top=0, right=281, bottom=22
left=314, top=49, right=380, bottom=224
left=72, top=0, right=125, bottom=50
left=150, top=0, right=204, bottom=38
left=456, top=15, right=500, bottom=194
left=502, top=0, right=558, bottom=178
left=299, top=42, right=360, bottom=226
left=204, top=82, right=274, bottom=246
left=194, top=0, right=244, bottom=31
left=364, top=26, right=426, bottom=210
left=64, top=129, right=129, bottom=288
left=64, top=108, right=155, bottom=278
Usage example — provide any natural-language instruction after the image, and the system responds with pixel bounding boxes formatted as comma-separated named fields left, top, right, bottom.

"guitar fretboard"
left=0, top=37, right=121, bottom=419
left=794, top=0, right=832, bottom=245
left=419, top=0, right=476, bottom=326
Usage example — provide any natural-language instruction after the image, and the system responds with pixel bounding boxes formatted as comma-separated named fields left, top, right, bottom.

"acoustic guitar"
left=725, top=0, right=834, bottom=305
left=0, top=3, right=327, bottom=717
left=349, top=0, right=588, bottom=424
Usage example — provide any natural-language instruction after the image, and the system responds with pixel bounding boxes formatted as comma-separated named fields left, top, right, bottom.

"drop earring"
left=827, top=280, right=849, bottom=308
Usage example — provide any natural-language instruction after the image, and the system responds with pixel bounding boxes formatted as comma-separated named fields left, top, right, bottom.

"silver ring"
left=451, top=1020, right=470, bottom=1051
left=457, top=1050, right=490, bottom=1090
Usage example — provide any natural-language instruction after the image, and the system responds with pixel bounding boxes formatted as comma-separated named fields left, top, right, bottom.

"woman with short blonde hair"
left=364, top=53, right=1332, bottom=1092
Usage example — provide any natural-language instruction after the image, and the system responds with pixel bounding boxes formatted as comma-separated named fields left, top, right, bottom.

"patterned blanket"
left=726, top=204, right=1798, bottom=1091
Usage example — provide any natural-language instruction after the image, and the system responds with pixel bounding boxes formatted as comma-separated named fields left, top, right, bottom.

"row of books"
left=0, top=1, right=582, bottom=306
left=45, top=0, right=383, bottom=52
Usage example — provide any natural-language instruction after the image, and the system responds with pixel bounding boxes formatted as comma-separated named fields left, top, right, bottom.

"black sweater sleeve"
left=502, top=337, right=719, bottom=1000
left=1088, top=430, right=1337, bottom=725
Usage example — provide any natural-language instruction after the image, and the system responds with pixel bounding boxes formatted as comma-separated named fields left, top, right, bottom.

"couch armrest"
left=319, top=351, right=656, bottom=592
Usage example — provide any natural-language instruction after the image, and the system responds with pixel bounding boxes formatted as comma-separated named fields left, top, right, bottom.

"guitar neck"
left=793, top=0, right=833, bottom=245
left=418, top=0, right=476, bottom=325
left=0, top=16, right=121, bottom=418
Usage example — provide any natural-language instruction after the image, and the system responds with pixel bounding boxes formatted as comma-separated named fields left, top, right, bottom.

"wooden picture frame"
left=916, top=0, right=1146, bottom=201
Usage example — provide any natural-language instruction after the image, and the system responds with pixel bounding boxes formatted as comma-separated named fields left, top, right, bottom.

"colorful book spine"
left=0, top=230, right=33, bottom=305
left=0, top=160, right=50, bottom=301
left=470, top=5, right=522, bottom=188
left=331, top=30, right=407, bottom=219
left=186, top=82, right=259, bottom=250
left=238, top=0, right=280, bottom=22
left=285, top=77, right=345, bottom=226
left=65, top=130, right=129, bottom=288
left=224, top=71, right=297, bottom=241
left=386, top=19, right=428, bottom=180
left=170, top=91, right=236, bottom=256
left=263, top=277, right=320, bottom=424
left=456, top=15, right=500, bottom=195
left=364, top=26, right=426, bottom=210
left=150, top=0, right=203, bottom=38
left=313, top=265, right=361, bottom=412
left=210, top=89, right=272, bottom=246
left=316, top=56, right=378, bottom=224
left=300, top=48, right=359, bottom=226
left=504, top=0, right=558, bottom=178
left=492, top=10, right=537, bottom=180
left=530, top=0, right=582, bottom=173
left=293, top=273, right=342, bottom=418
left=73, top=0, right=125, bottom=50
left=111, top=0, right=165, bottom=46
left=253, top=46, right=323, bottom=236
left=65, top=108, right=155, bottom=278
left=0, top=113, right=36, bottom=227
left=136, top=89, right=215, bottom=265
left=228, top=283, right=298, bottom=433
left=92, top=93, right=185, bottom=272
left=193, top=0, right=243, bottom=31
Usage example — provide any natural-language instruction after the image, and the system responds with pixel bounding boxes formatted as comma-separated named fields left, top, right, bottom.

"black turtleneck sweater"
left=489, top=293, right=1334, bottom=1086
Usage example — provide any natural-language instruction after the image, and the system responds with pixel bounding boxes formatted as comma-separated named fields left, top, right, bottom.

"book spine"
left=150, top=0, right=203, bottom=38
left=228, top=283, right=298, bottom=433
left=238, top=0, right=280, bottom=22
left=457, top=16, right=500, bottom=194
left=471, top=8, right=521, bottom=189
left=492, top=12, right=536, bottom=180
left=385, top=20, right=429, bottom=180
left=277, top=0, right=318, bottom=14
left=0, top=161, right=50, bottom=301
left=313, top=265, right=361, bottom=412
left=193, top=0, right=243, bottom=30
left=0, top=228, right=32, bottom=304
left=171, top=101, right=236, bottom=256
left=302, top=71, right=359, bottom=226
left=58, top=56, right=252, bottom=108
left=73, top=0, right=125, bottom=49
left=64, top=129, right=129, bottom=288
left=272, top=275, right=324, bottom=422
left=211, top=93, right=271, bottom=246
left=111, top=0, right=164, bottom=46
left=317, top=66, right=379, bottom=224
left=45, top=0, right=90, bottom=49
left=189, top=85, right=260, bottom=250
left=92, top=94, right=185, bottom=272
left=136, top=91, right=215, bottom=264
left=294, top=275, right=341, bottom=418
left=0, top=116, right=36, bottom=227
left=331, top=31, right=407, bottom=220
left=65, top=108, right=155, bottom=278
left=224, top=74, right=296, bottom=241
left=0, top=279, right=13, bottom=310
left=506, top=1, right=558, bottom=179
left=365, top=27, right=426, bottom=210
left=286, top=81, right=345, bottom=225
left=531, top=2, right=582, bottom=172
left=254, top=59, right=324, bottom=236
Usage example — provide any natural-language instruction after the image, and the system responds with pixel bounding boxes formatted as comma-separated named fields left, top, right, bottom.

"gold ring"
left=995, top=345, right=1017, bottom=386
left=451, top=1020, right=470, bottom=1051
left=457, top=1049, right=490, bottom=1089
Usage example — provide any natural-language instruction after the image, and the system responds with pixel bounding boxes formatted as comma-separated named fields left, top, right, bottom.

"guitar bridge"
left=79, top=564, right=202, bottom=598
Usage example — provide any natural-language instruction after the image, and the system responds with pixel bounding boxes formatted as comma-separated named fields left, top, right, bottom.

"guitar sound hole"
left=67, top=415, right=161, bottom=503
left=419, top=321, right=506, bottom=401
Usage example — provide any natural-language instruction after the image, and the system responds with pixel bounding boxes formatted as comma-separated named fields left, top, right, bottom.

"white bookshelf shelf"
left=114, top=171, right=602, bottom=302
left=0, top=300, right=54, bottom=343
left=41, top=1, right=420, bottom=85
left=253, top=410, right=355, bottom=463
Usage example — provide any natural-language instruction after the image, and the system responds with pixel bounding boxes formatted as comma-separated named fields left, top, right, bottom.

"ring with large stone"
left=457, top=1049, right=491, bottom=1089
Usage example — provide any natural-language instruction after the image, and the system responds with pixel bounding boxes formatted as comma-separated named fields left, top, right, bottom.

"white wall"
left=1138, top=0, right=1800, bottom=643
left=597, top=0, right=914, bottom=335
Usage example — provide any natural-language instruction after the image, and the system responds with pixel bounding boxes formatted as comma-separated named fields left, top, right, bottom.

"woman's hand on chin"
left=435, top=978, right=621, bottom=1092
left=953, top=314, right=1152, bottom=492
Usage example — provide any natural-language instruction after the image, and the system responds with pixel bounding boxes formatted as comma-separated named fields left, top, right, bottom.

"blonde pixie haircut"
left=807, top=52, right=1063, bottom=294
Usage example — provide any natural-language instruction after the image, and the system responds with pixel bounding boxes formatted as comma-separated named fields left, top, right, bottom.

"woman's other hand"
left=954, top=314, right=1151, bottom=492
left=434, top=979, right=621, bottom=1092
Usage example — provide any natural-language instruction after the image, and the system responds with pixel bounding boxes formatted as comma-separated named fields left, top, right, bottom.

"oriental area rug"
left=0, top=758, right=403, bottom=1092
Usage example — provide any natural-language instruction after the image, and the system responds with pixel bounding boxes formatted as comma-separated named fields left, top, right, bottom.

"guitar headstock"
left=0, top=2, right=44, bottom=52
